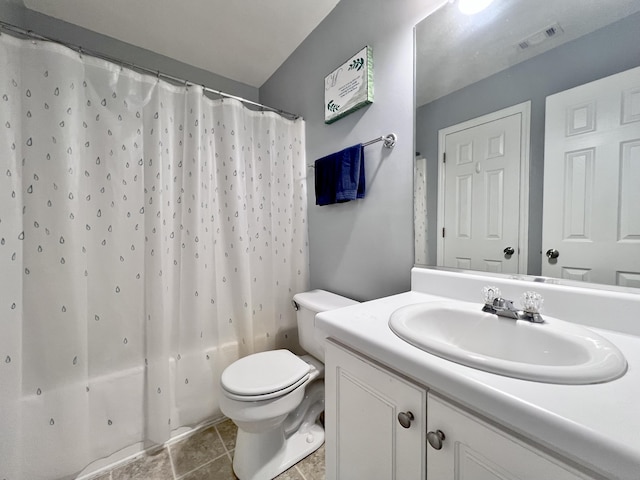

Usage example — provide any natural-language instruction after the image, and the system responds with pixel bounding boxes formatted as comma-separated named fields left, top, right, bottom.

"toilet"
left=220, top=289, right=358, bottom=480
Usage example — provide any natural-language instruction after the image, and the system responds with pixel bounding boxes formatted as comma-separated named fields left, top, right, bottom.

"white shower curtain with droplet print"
left=0, top=34, right=308, bottom=480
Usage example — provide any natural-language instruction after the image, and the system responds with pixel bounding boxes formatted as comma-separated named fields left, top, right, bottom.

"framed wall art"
left=324, top=45, right=373, bottom=124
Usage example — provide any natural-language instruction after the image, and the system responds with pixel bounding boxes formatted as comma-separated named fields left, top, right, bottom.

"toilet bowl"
left=219, top=290, right=358, bottom=480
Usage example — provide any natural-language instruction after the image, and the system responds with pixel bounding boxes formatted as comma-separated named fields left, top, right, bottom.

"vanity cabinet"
left=427, top=393, right=598, bottom=480
left=325, top=339, right=600, bottom=480
left=324, top=340, right=426, bottom=480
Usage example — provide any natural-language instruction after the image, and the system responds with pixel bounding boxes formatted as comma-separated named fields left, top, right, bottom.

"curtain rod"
left=0, top=20, right=301, bottom=120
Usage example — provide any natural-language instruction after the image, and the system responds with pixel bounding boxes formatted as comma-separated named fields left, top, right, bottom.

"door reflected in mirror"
left=414, top=0, right=640, bottom=289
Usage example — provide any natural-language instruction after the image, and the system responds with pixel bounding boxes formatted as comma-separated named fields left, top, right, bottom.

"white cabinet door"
left=427, top=393, right=596, bottom=480
left=543, top=66, right=640, bottom=286
left=325, top=340, right=426, bottom=480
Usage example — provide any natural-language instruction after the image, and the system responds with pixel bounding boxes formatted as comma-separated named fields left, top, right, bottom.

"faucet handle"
left=521, top=291, right=543, bottom=313
left=482, top=286, right=502, bottom=304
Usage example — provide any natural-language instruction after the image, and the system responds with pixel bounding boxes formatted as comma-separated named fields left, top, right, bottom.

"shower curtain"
left=0, top=34, right=309, bottom=480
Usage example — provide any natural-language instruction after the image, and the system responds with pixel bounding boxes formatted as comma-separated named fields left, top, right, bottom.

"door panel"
left=543, top=66, right=640, bottom=286
left=325, top=341, right=426, bottom=480
left=441, top=111, right=523, bottom=273
left=427, top=393, right=596, bottom=480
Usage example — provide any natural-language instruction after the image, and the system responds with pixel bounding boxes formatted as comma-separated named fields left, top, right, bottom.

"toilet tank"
left=293, top=289, right=358, bottom=362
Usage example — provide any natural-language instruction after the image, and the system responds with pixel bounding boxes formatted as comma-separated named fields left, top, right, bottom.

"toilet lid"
left=221, top=349, right=311, bottom=398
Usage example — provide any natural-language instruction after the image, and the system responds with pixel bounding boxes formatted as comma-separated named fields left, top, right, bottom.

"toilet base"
left=233, top=422, right=324, bottom=480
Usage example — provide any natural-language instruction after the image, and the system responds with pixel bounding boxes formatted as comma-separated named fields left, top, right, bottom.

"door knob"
left=546, top=248, right=559, bottom=259
left=427, top=430, right=446, bottom=450
left=503, top=246, right=515, bottom=256
left=397, top=411, right=414, bottom=428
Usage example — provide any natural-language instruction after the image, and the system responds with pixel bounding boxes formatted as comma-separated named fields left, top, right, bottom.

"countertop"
left=316, top=290, right=640, bottom=480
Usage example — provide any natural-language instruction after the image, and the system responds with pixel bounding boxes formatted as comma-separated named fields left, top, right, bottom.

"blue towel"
left=314, top=144, right=365, bottom=206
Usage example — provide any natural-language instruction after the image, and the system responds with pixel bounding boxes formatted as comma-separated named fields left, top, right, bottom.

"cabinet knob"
left=427, top=430, right=446, bottom=450
left=397, top=411, right=414, bottom=428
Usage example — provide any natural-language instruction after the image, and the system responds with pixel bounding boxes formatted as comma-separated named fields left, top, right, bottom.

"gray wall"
left=416, top=12, right=640, bottom=273
left=261, top=0, right=442, bottom=301
left=0, top=0, right=24, bottom=24
left=0, top=2, right=258, bottom=102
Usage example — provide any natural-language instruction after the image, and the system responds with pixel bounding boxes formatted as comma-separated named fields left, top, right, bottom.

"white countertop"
left=316, top=290, right=640, bottom=479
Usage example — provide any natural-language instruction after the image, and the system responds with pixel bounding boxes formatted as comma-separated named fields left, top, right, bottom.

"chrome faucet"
left=482, top=287, right=544, bottom=323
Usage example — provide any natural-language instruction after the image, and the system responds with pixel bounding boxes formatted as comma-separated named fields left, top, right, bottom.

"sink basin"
left=389, top=301, right=627, bottom=384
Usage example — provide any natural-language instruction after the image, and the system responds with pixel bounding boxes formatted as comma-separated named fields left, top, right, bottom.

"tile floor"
left=87, top=419, right=325, bottom=480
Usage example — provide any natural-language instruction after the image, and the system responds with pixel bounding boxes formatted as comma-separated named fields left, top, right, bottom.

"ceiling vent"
left=517, top=22, right=564, bottom=51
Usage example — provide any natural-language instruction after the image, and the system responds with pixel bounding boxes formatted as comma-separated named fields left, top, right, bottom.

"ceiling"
left=22, top=0, right=341, bottom=88
left=416, top=0, right=640, bottom=106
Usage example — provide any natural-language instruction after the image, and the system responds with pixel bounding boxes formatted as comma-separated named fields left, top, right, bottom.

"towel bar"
left=308, top=133, right=397, bottom=168
left=362, top=133, right=397, bottom=148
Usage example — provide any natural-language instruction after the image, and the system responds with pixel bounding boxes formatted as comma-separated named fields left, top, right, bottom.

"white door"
left=438, top=102, right=530, bottom=274
left=543, top=66, right=640, bottom=287
left=427, top=393, right=596, bottom=480
left=325, top=341, right=426, bottom=480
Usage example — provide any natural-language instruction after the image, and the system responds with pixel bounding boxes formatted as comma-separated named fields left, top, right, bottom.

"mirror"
left=415, top=0, right=640, bottom=289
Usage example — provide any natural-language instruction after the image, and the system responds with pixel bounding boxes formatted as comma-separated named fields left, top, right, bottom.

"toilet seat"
left=221, top=349, right=311, bottom=401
